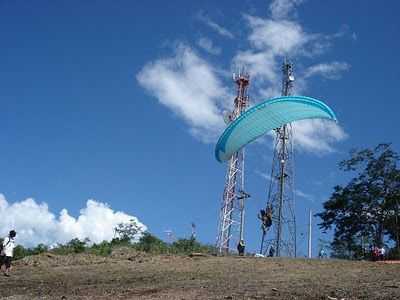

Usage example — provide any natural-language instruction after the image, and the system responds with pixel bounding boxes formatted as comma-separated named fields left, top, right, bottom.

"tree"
left=67, top=238, right=87, bottom=253
left=114, top=219, right=141, bottom=242
left=31, top=243, right=48, bottom=255
left=134, top=232, right=168, bottom=253
left=317, top=144, right=400, bottom=259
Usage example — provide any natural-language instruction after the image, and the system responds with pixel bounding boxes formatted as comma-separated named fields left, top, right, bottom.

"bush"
left=170, top=238, right=199, bottom=254
left=110, top=237, right=131, bottom=247
left=170, top=238, right=215, bottom=255
left=133, top=232, right=168, bottom=254
left=52, top=238, right=88, bottom=255
left=89, top=241, right=112, bottom=256
left=31, top=243, right=48, bottom=255
left=6, top=232, right=216, bottom=260
left=13, top=245, right=32, bottom=260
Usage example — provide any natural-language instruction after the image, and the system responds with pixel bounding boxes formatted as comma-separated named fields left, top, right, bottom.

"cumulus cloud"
left=197, top=12, right=234, bottom=39
left=197, top=37, right=221, bottom=55
left=137, top=44, right=230, bottom=142
left=0, top=194, right=146, bottom=248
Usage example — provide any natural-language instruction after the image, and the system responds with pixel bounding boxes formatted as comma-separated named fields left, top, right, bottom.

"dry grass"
left=0, top=248, right=399, bottom=299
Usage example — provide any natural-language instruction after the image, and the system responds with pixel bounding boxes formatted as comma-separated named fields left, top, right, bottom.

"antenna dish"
left=288, top=75, right=295, bottom=82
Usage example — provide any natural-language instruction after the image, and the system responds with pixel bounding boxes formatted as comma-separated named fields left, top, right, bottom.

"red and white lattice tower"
left=216, top=71, right=250, bottom=254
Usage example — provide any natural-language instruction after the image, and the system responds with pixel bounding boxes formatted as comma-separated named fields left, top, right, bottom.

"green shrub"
left=110, top=237, right=131, bottom=247
left=31, top=243, right=48, bottom=255
left=13, top=245, right=32, bottom=260
left=7, top=232, right=216, bottom=260
left=52, top=238, right=87, bottom=255
left=170, top=238, right=215, bottom=255
left=133, top=232, right=168, bottom=254
left=89, top=241, right=112, bottom=256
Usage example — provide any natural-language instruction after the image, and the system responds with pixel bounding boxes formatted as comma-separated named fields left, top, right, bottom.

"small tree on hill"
left=114, top=219, right=141, bottom=242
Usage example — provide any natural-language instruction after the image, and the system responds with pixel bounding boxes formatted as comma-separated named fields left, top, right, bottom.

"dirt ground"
left=0, top=248, right=399, bottom=300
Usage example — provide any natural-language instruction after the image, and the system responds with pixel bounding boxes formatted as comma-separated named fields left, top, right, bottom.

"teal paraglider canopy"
left=215, top=95, right=337, bottom=162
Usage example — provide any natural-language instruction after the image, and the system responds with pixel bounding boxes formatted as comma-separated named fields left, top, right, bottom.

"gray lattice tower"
left=260, top=61, right=297, bottom=257
left=216, top=71, right=250, bottom=255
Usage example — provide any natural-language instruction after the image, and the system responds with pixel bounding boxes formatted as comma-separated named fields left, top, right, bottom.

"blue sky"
left=0, top=0, right=399, bottom=255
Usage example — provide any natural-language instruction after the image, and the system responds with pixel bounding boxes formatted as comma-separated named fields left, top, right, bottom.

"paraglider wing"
left=215, top=96, right=337, bottom=162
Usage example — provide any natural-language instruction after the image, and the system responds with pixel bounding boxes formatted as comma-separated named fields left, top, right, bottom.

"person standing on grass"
left=237, top=240, right=245, bottom=256
left=0, top=230, right=17, bottom=277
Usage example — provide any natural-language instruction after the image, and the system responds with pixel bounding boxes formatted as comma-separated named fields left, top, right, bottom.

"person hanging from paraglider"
left=258, top=204, right=273, bottom=233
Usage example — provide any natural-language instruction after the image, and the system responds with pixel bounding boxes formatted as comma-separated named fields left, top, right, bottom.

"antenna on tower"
left=216, top=69, right=250, bottom=255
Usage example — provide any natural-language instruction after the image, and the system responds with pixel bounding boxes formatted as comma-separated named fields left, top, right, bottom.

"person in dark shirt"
left=237, top=240, right=245, bottom=256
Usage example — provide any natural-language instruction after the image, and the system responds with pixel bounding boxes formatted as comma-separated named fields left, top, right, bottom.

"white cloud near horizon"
left=0, top=194, right=147, bottom=248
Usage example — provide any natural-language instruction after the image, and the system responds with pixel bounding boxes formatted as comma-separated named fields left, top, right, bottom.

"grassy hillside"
left=0, top=248, right=399, bottom=299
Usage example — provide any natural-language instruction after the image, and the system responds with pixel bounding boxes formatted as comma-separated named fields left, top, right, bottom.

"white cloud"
left=292, top=119, right=348, bottom=153
left=137, top=1, right=349, bottom=151
left=245, top=15, right=307, bottom=54
left=197, top=12, right=234, bottom=39
left=294, top=189, right=314, bottom=202
left=269, top=0, right=304, bottom=20
left=137, top=44, right=230, bottom=142
left=255, top=170, right=272, bottom=181
left=197, top=37, right=221, bottom=55
left=231, top=2, right=349, bottom=153
left=0, top=194, right=147, bottom=248
left=304, top=62, right=350, bottom=80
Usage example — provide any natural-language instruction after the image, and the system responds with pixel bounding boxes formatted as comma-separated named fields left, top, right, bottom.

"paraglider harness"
left=258, top=204, right=273, bottom=255
left=258, top=205, right=273, bottom=233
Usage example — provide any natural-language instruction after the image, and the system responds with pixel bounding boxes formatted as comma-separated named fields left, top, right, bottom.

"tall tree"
left=317, top=144, right=400, bottom=258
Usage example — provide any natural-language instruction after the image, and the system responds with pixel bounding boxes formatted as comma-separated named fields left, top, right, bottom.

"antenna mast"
left=259, top=60, right=297, bottom=257
left=216, top=70, right=250, bottom=254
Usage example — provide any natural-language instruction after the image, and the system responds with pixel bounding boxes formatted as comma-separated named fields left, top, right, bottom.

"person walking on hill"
left=0, top=230, right=17, bottom=277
